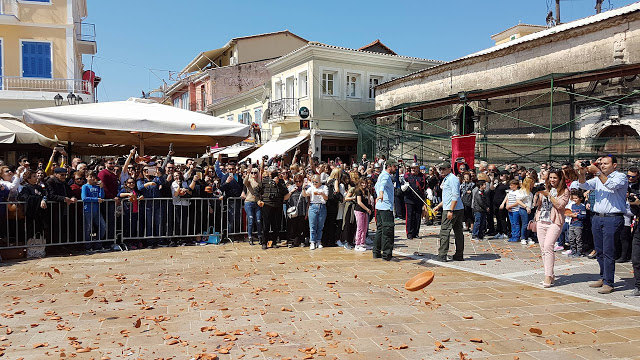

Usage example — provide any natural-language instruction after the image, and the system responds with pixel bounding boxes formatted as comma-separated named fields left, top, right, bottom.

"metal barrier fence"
left=0, top=197, right=289, bottom=250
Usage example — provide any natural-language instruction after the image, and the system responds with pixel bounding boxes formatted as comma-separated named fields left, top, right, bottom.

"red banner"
left=451, top=134, right=476, bottom=174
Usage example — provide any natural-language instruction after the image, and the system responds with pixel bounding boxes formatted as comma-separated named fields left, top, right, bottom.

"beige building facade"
left=0, top=0, right=97, bottom=116
left=263, top=42, right=441, bottom=162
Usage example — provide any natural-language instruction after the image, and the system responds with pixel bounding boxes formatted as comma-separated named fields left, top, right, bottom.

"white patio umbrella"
left=0, top=113, right=57, bottom=148
left=22, top=98, right=250, bottom=154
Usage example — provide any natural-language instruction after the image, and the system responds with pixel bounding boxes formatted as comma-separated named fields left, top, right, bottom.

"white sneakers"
left=521, top=239, right=527, bottom=245
left=354, top=245, right=367, bottom=252
left=310, top=242, right=316, bottom=250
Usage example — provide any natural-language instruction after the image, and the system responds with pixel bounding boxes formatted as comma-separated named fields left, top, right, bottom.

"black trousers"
left=632, top=228, right=640, bottom=289
left=394, top=193, right=405, bottom=219
left=374, top=210, right=394, bottom=259
left=287, top=216, right=306, bottom=246
left=261, top=204, right=282, bottom=245
left=322, top=203, right=339, bottom=246
left=495, top=206, right=509, bottom=235
left=487, top=191, right=496, bottom=234
left=405, top=203, right=421, bottom=239
left=616, top=225, right=632, bottom=261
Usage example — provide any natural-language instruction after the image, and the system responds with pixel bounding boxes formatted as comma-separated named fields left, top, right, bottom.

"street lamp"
left=67, top=92, right=76, bottom=105
left=54, top=93, right=63, bottom=106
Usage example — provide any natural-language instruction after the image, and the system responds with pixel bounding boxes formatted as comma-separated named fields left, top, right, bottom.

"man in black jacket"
left=471, top=180, right=489, bottom=240
left=257, top=166, right=292, bottom=250
left=403, top=164, right=425, bottom=240
left=45, top=167, right=77, bottom=243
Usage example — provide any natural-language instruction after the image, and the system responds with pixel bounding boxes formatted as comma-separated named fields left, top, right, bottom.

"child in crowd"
left=81, top=171, right=106, bottom=251
left=471, top=180, right=489, bottom=240
left=501, top=179, right=521, bottom=242
left=118, top=178, right=143, bottom=248
left=567, top=190, right=586, bottom=258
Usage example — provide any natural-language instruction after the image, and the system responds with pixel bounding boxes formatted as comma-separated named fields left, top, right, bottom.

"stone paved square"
left=0, top=221, right=639, bottom=359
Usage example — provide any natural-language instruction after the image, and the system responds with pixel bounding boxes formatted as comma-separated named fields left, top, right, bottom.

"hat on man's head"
left=437, top=162, right=451, bottom=170
left=411, top=162, right=419, bottom=168
left=420, top=166, right=426, bottom=170
left=385, top=159, right=398, bottom=167
left=500, top=170, right=510, bottom=176
left=54, top=167, right=67, bottom=174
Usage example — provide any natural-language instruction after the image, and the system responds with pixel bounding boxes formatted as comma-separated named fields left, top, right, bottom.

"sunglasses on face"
left=251, top=171, right=258, bottom=174
left=628, top=175, right=637, bottom=179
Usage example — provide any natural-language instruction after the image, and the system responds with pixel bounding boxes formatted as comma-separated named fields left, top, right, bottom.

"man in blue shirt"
left=137, top=166, right=164, bottom=247
left=577, top=155, right=628, bottom=294
left=433, top=163, right=465, bottom=262
left=374, top=159, right=398, bottom=261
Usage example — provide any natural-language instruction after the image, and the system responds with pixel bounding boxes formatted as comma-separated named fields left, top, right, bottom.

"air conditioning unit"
left=230, top=57, right=238, bottom=65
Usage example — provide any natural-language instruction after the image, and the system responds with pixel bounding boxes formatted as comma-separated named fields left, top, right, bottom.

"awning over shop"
left=0, top=114, right=57, bottom=148
left=240, top=134, right=308, bottom=163
left=22, top=98, right=250, bottom=155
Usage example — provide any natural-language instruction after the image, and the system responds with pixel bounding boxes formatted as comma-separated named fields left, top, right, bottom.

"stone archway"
left=595, top=124, right=640, bottom=159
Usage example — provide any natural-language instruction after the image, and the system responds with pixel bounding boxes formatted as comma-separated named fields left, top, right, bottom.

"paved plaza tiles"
left=0, top=223, right=639, bottom=359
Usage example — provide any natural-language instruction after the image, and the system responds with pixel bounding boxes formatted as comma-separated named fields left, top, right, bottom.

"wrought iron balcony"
left=75, top=22, right=96, bottom=42
left=0, top=0, right=19, bottom=19
left=0, top=76, right=93, bottom=95
left=266, top=98, right=299, bottom=121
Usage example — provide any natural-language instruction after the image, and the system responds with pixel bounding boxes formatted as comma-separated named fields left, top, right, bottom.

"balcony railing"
left=0, top=76, right=93, bottom=95
left=0, top=0, right=19, bottom=19
left=75, top=22, right=96, bottom=42
left=266, top=98, right=299, bottom=121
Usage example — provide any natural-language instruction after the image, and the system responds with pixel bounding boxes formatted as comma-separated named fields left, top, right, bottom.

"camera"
left=629, top=193, right=637, bottom=202
left=580, top=160, right=592, bottom=168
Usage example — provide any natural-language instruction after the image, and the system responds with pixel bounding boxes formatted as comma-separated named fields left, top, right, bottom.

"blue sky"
left=84, top=0, right=638, bottom=102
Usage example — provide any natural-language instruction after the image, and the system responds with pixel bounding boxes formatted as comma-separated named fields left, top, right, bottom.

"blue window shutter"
left=22, top=41, right=51, bottom=78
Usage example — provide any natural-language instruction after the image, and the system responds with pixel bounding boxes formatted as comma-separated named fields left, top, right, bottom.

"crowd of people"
left=0, top=146, right=639, bottom=296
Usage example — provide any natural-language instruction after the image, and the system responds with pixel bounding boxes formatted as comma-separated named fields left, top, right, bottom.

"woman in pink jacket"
left=533, top=168, right=569, bottom=288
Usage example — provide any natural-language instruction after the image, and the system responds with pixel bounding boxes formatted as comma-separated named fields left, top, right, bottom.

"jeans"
left=244, top=201, right=262, bottom=239
left=508, top=211, right=520, bottom=242
left=374, top=209, right=394, bottom=259
left=84, top=211, right=106, bottom=247
left=226, top=198, right=242, bottom=235
left=592, top=214, right=623, bottom=287
left=518, top=208, right=530, bottom=240
left=556, top=221, right=569, bottom=246
left=438, top=209, right=464, bottom=259
left=142, top=201, right=161, bottom=238
left=537, top=221, right=562, bottom=277
left=472, top=211, right=486, bottom=239
left=174, top=205, right=189, bottom=236
left=308, top=203, right=327, bottom=245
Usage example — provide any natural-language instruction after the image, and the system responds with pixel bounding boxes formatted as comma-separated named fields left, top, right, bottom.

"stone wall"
left=368, top=10, right=640, bottom=167
left=208, top=59, right=272, bottom=104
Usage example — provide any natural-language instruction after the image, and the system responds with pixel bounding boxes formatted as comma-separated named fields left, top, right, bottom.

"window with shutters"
left=21, top=41, right=52, bottom=79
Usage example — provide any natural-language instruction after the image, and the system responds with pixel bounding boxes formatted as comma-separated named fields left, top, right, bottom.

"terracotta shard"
left=83, top=289, right=94, bottom=298
left=529, top=327, right=542, bottom=335
left=404, top=271, right=435, bottom=292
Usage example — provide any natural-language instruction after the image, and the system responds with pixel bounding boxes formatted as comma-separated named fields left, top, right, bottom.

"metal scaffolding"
left=354, top=63, right=640, bottom=167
